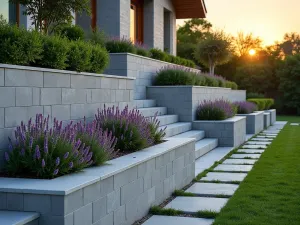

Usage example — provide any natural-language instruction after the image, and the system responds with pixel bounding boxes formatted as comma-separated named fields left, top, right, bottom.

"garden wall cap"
left=264, top=112, right=271, bottom=115
left=0, top=138, right=194, bottom=196
left=237, top=111, right=264, bottom=116
left=0, top=63, right=135, bottom=80
left=147, top=86, right=231, bottom=90
left=194, top=116, right=246, bottom=123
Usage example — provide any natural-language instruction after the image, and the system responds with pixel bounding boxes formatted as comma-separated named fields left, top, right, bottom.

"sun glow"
left=249, top=49, right=256, bottom=56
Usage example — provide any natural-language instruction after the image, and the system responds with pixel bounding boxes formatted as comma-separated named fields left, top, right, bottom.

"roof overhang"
left=172, top=0, right=207, bottom=19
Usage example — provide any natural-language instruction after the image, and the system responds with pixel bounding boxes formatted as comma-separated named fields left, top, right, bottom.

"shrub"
left=154, top=66, right=195, bottom=86
left=202, top=74, right=219, bottom=87
left=39, top=35, right=70, bottom=70
left=234, top=101, right=257, bottom=114
left=0, top=23, right=43, bottom=65
left=67, top=40, right=92, bottom=72
left=106, top=37, right=136, bottom=54
left=150, top=48, right=168, bottom=61
left=135, top=43, right=151, bottom=57
left=225, top=81, right=238, bottom=90
left=4, top=115, right=93, bottom=179
left=59, top=25, right=85, bottom=41
left=95, top=105, right=165, bottom=152
left=88, top=28, right=108, bottom=47
left=247, top=98, right=275, bottom=110
left=247, top=92, right=265, bottom=99
left=74, top=120, right=117, bottom=166
left=196, top=99, right=236, bottom=120
left=89, top=44, right=110, bottom=73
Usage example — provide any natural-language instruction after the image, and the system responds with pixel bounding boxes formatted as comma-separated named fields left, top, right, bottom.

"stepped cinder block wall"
left=147, top=86, right=246, bottom=122
left=105, top=53, right=200, bottom=100
left=0, top=64, right=135, bottom=170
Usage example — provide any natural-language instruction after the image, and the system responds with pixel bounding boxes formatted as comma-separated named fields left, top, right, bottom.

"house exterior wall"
left=0, top=64, right=135, bottom=170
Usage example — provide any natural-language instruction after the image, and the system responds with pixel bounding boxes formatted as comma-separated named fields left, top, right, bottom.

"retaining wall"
left=0, top=138, right=195, bottom=225
left=237, top=111, right=264, bottom=134
left=267, top=109, right=276, bottom=125
left=104, top=53, right=201, bottom=100
left=264, top=112, right=271, bottom=128
left=0, top=64, right=135, bottom=169
left=192, top=116, right=246, bottom=147
left=147, top=86, right=246, bottom=122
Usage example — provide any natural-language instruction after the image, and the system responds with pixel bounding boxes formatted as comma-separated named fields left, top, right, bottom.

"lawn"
left=213, top=116, right=300, bottom=225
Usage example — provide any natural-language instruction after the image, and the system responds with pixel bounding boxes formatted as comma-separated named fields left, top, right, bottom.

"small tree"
left=194, top=30, right=233, bottom=75
left=9, top=0, right=90, bottom=34
left=234, top=31, right=262, bottom=57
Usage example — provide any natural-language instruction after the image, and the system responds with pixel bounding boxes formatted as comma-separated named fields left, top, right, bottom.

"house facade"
left=1, top=0, right=206, bottom=55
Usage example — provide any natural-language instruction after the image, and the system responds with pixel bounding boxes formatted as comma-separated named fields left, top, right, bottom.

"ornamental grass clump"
left=4, top=115, right=93, bottom=179
left=234, top=101, right=257, bottom=114
left=196, top=99, right=237, bottom=120
left=95, top=105, right=165, bottom=152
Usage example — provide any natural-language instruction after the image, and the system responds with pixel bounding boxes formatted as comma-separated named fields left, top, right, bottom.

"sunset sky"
left=177, top=0, right=300, bottom=46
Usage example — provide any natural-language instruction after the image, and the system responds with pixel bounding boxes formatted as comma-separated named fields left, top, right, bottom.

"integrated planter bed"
left=0, top=138, right=195, bottom=225
left=264, top=112, right=271, bottom=128
left=192, top=116, right=246, bottom=147
left=237, top=111, right=264, bottom=135
left=266, top=109, right=276, bottom=125
left=147, top=86, right=246, bottom=122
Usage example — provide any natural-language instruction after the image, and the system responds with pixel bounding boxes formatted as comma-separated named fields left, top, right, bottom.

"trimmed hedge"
left=0, top=22, right=109, bottom=73
left=154, top=66, right=238, bottom=89
left=247, top=98, right=275, bottom=110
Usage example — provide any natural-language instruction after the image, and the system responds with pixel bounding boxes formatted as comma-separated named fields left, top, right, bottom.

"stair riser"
left=134, top=100, right=156, bottom=108
left=164, top=124, right=192, bottom=138
left=156, top=115, right=179, bottom=126
left=195, top=141, right=218, bottom=159
left=138, top=107, right=167, bottom=117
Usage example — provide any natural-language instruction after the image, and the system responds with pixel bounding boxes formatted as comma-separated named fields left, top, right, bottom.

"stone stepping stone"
left=231, top=154, right=261, bottom=159
left=185, top=183, right=239, bottom=197
left=256, top=135, right=275, bottom=138
left=252, top=138, right=273, bottom=141
left=291, top=123, right=299, bottom=126
left=247, top=141, right=271, bottom=145
left=143, top=216, right=214, bottom=225
left=214, top=164, right=253, bottom=172
left=223, top=159, right=257, bottom=165
left=164, top=197, right=228, bottom=213
left=237, top=149, right=264, bottom=154
left=200, top=172, right=247, bottom=182
left=242, top=145, right=267, bottom=149
left=262, top=132, right=278, bottom=135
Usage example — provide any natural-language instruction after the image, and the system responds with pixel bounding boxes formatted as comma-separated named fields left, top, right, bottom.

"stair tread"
left=138, top=107, right=167, bottom=117
left=195, top=138, right=219, bottom=159
left=160, top=122, right=192, bottom=138
left=168, top=130, right=205, bottom=141
left=160, top=122, right=192, bottom=129
left=134, top=99, right=156, bottom=108
left=0, top=211, right=39, bottom=225
left=196, top=138, right=218, bottom=148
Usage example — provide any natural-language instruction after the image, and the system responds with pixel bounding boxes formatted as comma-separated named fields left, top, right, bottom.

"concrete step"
left=138, top=107, right=167, bottom=117
left=155, top=115, right=179, bottom=126
left=160, top=122, right=192, bottom=138
left=195, top=138, right=218, bottom=159
left=143, top=216, right=214, bottom=225
left=0, top=211, right=39, bottom=225
left=134, top=99, right=156, bottom=108
left=168, top=130, right=205, bottom=142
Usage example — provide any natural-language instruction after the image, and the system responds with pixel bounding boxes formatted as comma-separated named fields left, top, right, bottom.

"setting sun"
left=249, top=49, right=256, bottom=56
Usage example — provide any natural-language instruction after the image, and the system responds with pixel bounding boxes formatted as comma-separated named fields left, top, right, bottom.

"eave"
left=172, top=0, right=207, bottom=19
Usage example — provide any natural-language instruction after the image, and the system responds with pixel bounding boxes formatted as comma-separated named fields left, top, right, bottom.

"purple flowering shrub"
left=234, top=101, right=257, bottom=114
left=4, top=115, right=93, bottom=179
left=74, top=119, right=117, bottom=166
left=196, top=99, right=237, bottom=120
left=95, top=105, right=165, bottom=152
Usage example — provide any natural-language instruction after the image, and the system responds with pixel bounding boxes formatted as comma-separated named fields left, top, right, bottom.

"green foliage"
left=247, top=98, right=274, bottom=110
left=39, top=35, right=69, bottom=69
left=67, top=41, right=92, bottom=72
left=150, top=48, right=168, bottom=61
left=225, top=81, right=238, bottom=90
left=247, top=92, right=265, bottom=99
left=136, top=47, right=151, bottom=57
left=106, top=38, right=136, bottom=54
left=0, top=23, right=43, bottom=65
left=154, top=68, right=196, bottom=86
left=173, top=190, right=196, bottom=197
left=9, top=0, right=90, bottom=33
left=89, top=45, right=109, bottom=73
left=194, top=30, right=233, bottom=75
left=277, top=54, right=300, bottom=114
left=88, top=28, right=108, bottom=47
left=59, top=25, right=85, bottom=41
left=196, top=210, right=219, bottom=219
left=203, top=75, right=219, bottom=87
left=150, top=206, right=183, bottom=216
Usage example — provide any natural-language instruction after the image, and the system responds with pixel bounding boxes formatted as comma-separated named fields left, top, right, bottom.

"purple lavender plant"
left=196, top=99, right=237, bottom=120
left=234, top=101, right=257, bottom=114
left=95, top=105, right=164, bottom=152
left=105, top=36, right=136, bottom=54
left=4, top=114, right=93, bottom=179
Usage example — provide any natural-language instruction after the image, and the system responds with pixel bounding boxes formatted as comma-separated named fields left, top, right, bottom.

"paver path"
left=142, top=122, right=287, bottom=225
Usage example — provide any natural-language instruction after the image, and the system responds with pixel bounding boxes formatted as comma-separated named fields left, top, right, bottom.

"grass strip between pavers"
left=213, top=120, right=300, bottom=225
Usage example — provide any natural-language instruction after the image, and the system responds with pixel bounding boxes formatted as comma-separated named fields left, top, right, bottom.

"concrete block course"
left=237, top=111, right=264, bottom=134
left=0, top=139, right=195, bottom=225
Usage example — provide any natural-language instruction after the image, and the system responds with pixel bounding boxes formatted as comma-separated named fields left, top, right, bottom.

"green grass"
left=213, top=120, right=300, bottom=225
left=150, top=206, right=183, bottom=216
left=196, top=210, right=219, bottom=219
left=277, top=115, right=300, bottom=123
left=173, top=190, right=196, bottom=197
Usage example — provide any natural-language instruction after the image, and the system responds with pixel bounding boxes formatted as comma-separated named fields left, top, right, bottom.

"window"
left=130, top=0, right=143, bottom=43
